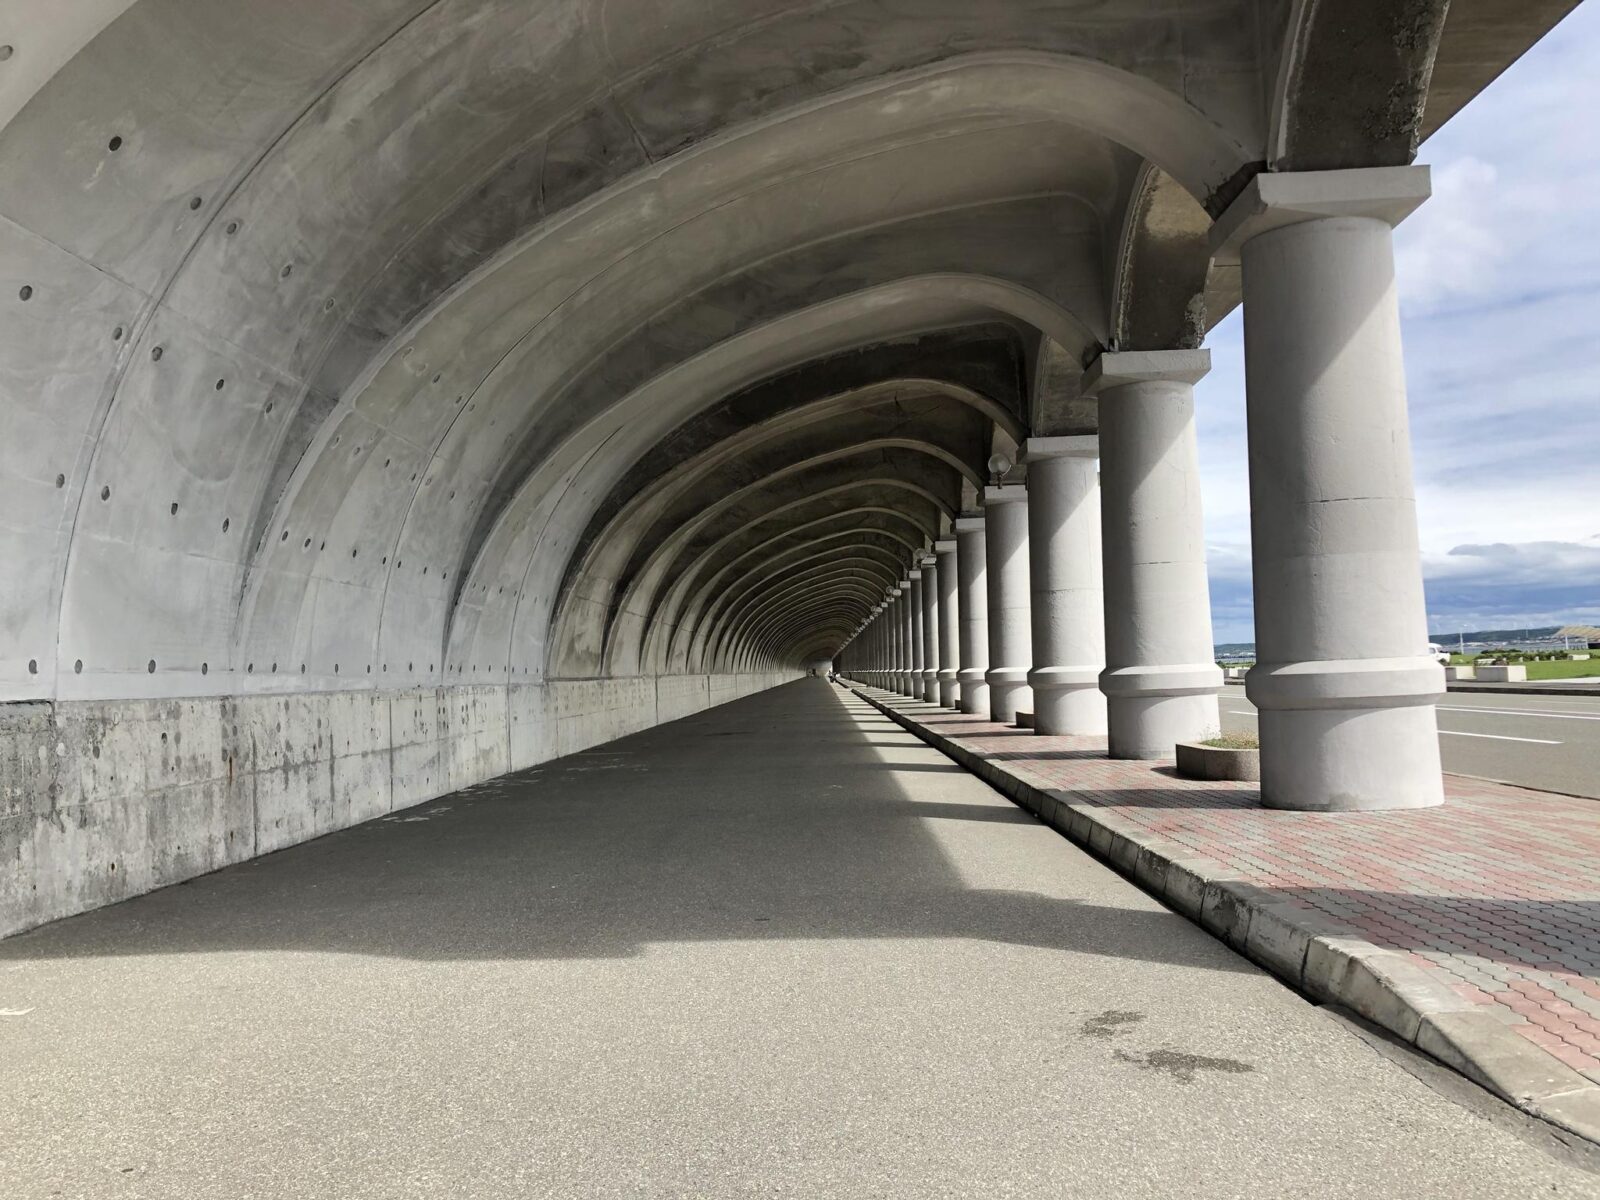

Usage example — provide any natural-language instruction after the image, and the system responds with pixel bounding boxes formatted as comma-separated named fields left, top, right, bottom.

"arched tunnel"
left=0, top=1, right=1578, bottom=934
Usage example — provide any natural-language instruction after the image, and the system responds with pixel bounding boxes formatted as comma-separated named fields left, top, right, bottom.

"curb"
left=848, top=683, right=1600, bottom=1146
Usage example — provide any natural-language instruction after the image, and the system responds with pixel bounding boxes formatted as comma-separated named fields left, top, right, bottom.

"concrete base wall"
left=1, top=671, right=796, bottom=938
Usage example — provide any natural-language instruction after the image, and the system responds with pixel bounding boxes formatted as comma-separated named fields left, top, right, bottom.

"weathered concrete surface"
left=3, top=679, right=1596, bottom=1196
left=1, top=672, right=795, bottom=938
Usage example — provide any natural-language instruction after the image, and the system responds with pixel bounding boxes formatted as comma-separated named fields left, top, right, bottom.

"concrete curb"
left=848, top=683, right=1600, bottom=1146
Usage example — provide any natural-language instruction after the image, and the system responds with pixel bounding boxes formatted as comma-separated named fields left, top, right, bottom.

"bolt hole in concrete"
left=188, top=197, right=202, bottom=211
left=150, top=345, right=162, bottom=361
left=215, top=378, right=225, bottom=390
left=27, top=659, right=36, bottom=674
left=280, top=264, right=292, bottom=278
left=73, top=660, right=82, bottom=674
left=221, top=518, right=229, bottom=532
left=112, top=326, right=123, bottom=341
left=146, top=660, right=155, bottom=673
left=170, top=502, right=178, bottom=515
left=53, top=474, right=63, bottom=488
left=106, top=134, right=120, bottom=150
left=18, top=284, right=32, bottom=301
left=225, top=220, right=239, bottom=235
left=99, top=486, right=109, bottom=501
left=0, top=44, right=14, bottom=61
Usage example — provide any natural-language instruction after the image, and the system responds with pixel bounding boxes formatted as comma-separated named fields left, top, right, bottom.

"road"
left=1221, top=686, right=1600, bottom=799
left=3, top=680, right=1595, bottom=1197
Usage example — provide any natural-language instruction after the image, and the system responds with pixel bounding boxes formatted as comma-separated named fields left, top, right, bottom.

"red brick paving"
left=869, top=690, right=1600, bottom=1082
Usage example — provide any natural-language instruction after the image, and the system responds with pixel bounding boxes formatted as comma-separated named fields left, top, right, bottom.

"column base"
left=1101, top=663, right=1223, bottom=758
left=920, top=670, right=938, bottom=703
left=986, top=667, right=1031, bottom=726
left=1108, top=693, right=1220, bottom=760
left=957, top=669, right=989, bottom=716
left=1259, top=705, right=1443, bottom=811
left=1028, top=666, right=1106, bottom=735
left=937, top=672, right=958, bottom=708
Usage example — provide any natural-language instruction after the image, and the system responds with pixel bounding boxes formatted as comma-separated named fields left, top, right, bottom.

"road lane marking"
left=1234, top=709, right=1561, bottom=745
left=1437, top=705, right=1600, bottom=722
left=1439, top=730, right=1561, bottom=744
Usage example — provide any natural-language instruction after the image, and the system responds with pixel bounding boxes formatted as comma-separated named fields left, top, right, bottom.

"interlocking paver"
left=865, top=690, right=1600, bottom=1069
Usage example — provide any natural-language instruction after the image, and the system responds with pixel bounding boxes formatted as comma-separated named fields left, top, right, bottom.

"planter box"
left=1176, top=742, right=1260, bottom=782
left=1445, top=665, right=1476, bottom=681
left=1477, top=664, right=1527, bottom=683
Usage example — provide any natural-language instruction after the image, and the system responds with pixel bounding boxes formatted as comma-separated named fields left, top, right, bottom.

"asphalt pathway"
left=2, top=679, right=1595, bottom=1197
left=1222, top=687, right=1600, bottom=799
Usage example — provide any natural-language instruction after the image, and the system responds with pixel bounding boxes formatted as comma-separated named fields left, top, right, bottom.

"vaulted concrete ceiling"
left=0, top=0, right=1578, bottom=697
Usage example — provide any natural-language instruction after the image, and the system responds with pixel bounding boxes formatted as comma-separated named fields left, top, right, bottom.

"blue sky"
left=1196, top=6, right=1600, bottom=643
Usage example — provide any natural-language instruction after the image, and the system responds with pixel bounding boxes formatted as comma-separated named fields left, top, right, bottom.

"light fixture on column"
left=987, top=452, right=1013, bottom=487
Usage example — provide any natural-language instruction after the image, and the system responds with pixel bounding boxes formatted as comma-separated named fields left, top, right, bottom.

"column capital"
left=1210, top=165, right=1430, bottom=264
left=907, top=568, right=923, bottom=581
left=982, top=485, right=1028, bottom=507
left=1022, top=435, right=1098, bottom=462
left=1083, top=349, right=1210, bottom=394
left=917, top=552, right=937, bottom=567
left=954, top=516, right=986, bottom=533
left=933, top=538, right=957, bottom=553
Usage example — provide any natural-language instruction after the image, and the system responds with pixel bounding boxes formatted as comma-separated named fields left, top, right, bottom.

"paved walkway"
left=855, top=685, right=1600, bottom=1128
left=2, top=680, right=1596, bottom=1196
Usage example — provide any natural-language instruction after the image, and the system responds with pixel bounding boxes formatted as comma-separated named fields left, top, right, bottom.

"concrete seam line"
left=844, top=682, right=1600, bottom=1148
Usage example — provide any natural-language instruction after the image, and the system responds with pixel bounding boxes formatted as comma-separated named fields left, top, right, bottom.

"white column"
left=1022, top=437, right=1107, bottom=736
left=918, top=553, right=939, bottom=702
left=892, top=585, right=908, bottom=694
left=906, top=569, right=926, bottom=698
left=954, top=516, right=989, bottom=716
left=1084, top=351, right=1222, bottom=758
left=983, top=486, right=1032, bottom=725
left=1212, top=166, right=1443, bottom=811
left=934, top=538, right=960, bottom=707
left=899, top=581, right=915, bottom=695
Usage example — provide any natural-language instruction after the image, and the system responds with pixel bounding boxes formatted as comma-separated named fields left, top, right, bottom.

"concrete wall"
left=0, top=671, right=797, bottom=938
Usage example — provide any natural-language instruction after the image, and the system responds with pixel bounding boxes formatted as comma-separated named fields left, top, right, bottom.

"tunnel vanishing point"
left=0, top=1, right=1581, bottom=939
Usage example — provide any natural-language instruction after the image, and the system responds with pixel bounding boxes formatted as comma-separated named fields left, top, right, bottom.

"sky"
left=1195, top=6, right=1600, bottom=644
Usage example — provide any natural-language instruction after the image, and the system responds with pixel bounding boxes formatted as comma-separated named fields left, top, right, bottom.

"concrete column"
left=1212, top=166, right=1443, bottom=811
left=983, top=486, right=1032, bottom=725
left=934, top=538, right=959, bottom=708
left=897, top=582, right=914, bottom=695
left=954, top=516, right=989, bottom=716
left=1022, top=437, right=1107, bottom=736
left=891, top=586, right=908, bottom=694
left=907, top=569, right=926, bottom=699
left=1084, top=351, right=1223, bottom=758
left=918, top=553, right=939, bottom=702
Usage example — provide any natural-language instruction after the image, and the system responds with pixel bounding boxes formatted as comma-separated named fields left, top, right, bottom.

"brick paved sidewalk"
left=853, top=686, right=1600, bottom=1118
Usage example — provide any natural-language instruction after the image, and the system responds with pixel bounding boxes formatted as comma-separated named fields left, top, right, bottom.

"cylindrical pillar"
left=954, top=516, right=989, bottom=716
left=897, top=582, right=914, bottom=695
left=1085, top=351, right=1223, bottom=758
left=983, top=486, right=1032, bottom=725
left=1213, top=166, right=1442, bottom=811
left=1023, top=438, right=1107, bottom=736
left=919, top=553, right=939, bottom=702
left=907, top=569, right=926, bottom=698
left=934, top=538, right=960, bottom=707
left=891, top=586, right=907, bottom=694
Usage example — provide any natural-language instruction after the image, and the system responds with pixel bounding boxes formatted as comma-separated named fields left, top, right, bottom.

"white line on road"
left=1439, top=730, right=1562, bottom=745
left=1437, top=705, right=1600, bottom=722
